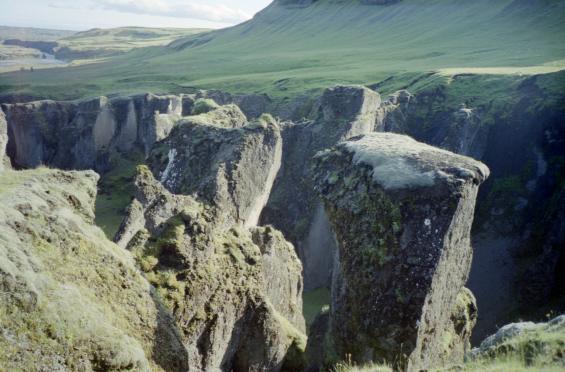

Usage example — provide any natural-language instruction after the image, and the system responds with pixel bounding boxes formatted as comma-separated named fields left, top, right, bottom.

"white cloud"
left=94, top=0, right=252, bottom=23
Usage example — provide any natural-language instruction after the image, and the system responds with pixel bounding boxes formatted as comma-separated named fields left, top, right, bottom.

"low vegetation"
left=95, top=150, right=145, bottom=238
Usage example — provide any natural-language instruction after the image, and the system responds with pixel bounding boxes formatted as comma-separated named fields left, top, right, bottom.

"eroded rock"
left=261, top=85, right=381, bottom=290
left=116, top=166, right=306, bottom=371
left=148, top=115, right=282, bottom=228
left=0, top=109, right=7, bottom=172
left=0, top=168, right=187, bottom=371
left=312, top=133, right=489, bottom=370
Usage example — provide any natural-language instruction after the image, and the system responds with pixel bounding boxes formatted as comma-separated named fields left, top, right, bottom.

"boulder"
left=470, top=314, right=565, bottom=368
left=312, top=133, right=489, bottom=370
left=116, top=166, right=306, bottom=371
left=0, top=168, right=188, bottom=371
left=148, top=115, right=282, bottom=228
left=261, top=85, right=381, bottom=290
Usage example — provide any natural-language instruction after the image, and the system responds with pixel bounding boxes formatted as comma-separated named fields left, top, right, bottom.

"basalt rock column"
left=312, top=133, right=489, bottom=370
left=262, top=85, right=381, bottom=290
left=0, top=109, right=7, bottom=172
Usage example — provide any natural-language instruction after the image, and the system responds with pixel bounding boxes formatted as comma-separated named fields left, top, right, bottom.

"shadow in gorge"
left=150, top=287, right=190, bottom=371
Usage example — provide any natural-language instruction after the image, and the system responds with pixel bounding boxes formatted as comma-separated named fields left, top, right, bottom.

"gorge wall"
left=1, top=72, right=564, bottom=350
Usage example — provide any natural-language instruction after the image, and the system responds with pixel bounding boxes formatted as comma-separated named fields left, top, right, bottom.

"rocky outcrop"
left=312, top=133, right=489, bottom=370
left=375, top=89, right=488, bottom=160
left=1, top=93, right=189, bottom=172
left=470, top=314, right=565, bottom=368
left=115, top=166, right=306, bottom=371
left=261, top=85, right=381, bottom=290
left=147, top=114, right=282, bottom=228
left=0, top=168, right=188, bottom=371
left=0, top=109, right=7, bottom=172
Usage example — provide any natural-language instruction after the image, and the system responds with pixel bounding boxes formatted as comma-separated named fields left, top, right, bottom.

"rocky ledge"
left=312, top=133, right=489, bottom=370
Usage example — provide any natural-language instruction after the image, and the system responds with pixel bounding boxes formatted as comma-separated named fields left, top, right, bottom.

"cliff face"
left=147, top=113, right=282, bottom=229
left=312, top=133, right=488, bottom=370
left=1, top=73, right=563, bottom=369
left=0, top=110, right=7, bottom=172
left=0, top=94, right=186, bottom=172
left=0, top=168, right=188, bottom=371
left=115, top=166, right=306, bottom=371
left=371, top=74, right=565, bottom=341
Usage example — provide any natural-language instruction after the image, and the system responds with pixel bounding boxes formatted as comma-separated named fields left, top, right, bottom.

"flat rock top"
left=340, top=133, right=489, bottom=190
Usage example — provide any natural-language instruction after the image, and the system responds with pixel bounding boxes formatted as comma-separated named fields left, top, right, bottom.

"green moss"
left=139, top=255, right=158, bottom=272
left=191, top=98, right=219, bottom=115
left=258, top=113, right=277, bottom=126
left=95, top=150, right=145, bottom=238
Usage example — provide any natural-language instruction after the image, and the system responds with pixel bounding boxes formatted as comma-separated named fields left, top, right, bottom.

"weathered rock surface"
left=275, top=0, right=402, bottom=7
left=0, top=109, right=7, bottom=172
left=148, top=114, right=282, bottom=228
left=115, top=166, right=306, bottom=371
left=312, top=133, right=489, bottom=370
left=1, top=93, right=188, bottom=172
left=0, top=168, right=188, bottom=371
left=261, top=85, right=381, bottom=290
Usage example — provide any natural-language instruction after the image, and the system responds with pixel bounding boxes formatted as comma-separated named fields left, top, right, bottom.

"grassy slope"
left=57, top=27, right=209, bottom=56
left=0, top=27, right=208, bottom=74
left=0, top=26, right=75, bottom=41
left=0, top=0, right=564, bottom=100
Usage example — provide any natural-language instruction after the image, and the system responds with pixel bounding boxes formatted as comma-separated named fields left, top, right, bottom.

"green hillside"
left=55, top=27, right=210, bottom=60
left=1, top=0, right=564, bottom=99
left=0, top=25, right=75, bottom=41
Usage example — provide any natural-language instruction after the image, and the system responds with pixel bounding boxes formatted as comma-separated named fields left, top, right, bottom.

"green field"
left=1, top=0, right=564, bottom=100
left=0, top=26, right=208, bottom=74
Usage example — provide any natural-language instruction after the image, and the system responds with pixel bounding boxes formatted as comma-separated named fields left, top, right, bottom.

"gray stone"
left=261, top=85, right=381, bottom=290
left=312, top=133, right=489, bottom=370
left=116, top=166, right=306, bottom=371
left=471, top=314, right=565, bottom=363
left=0, top=93, right=185, bottom=172
left=148, top=115, right=282, bottom=228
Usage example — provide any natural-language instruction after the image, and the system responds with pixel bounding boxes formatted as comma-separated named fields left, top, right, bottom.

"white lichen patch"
left=160, top=148, right=178, bottom=187
left=343, top=133, right=489, bottom=190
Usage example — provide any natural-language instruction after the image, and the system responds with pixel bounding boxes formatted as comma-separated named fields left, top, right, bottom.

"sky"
left=0, top=0, right=273, bottom=30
